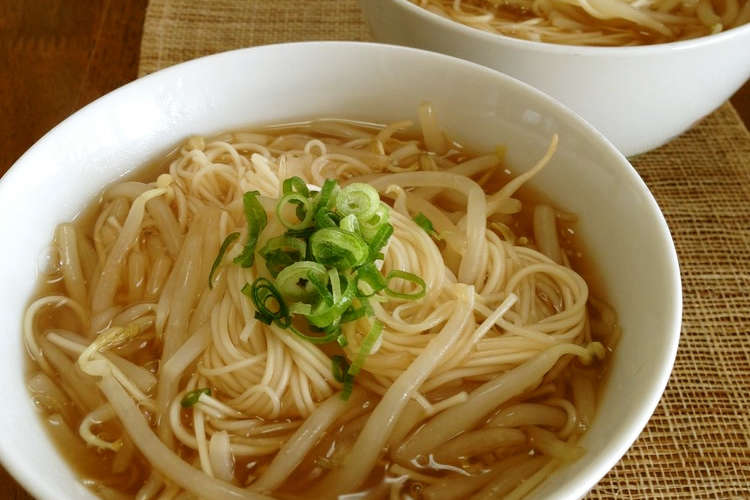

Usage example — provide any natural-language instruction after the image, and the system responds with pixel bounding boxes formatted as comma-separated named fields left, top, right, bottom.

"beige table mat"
left=139, top=1, right=750, bottom=498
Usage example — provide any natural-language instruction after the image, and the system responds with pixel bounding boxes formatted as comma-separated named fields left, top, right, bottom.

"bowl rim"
left=0, top=40, right=682, bottom=500
left=386, top=0, right=750, bottom=53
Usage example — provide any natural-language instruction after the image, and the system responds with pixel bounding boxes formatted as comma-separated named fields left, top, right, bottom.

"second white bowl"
left=360, top=0, right=750, bottom=156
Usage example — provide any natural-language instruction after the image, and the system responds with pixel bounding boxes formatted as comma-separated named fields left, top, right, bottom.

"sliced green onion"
left=282, top=176, right=310, bottom=197
left=359, top=202, right=390, bottom=242
left=235, top=177, right=424, bottom=356
left=181, top=388, right=211, bottom=408
left=209, top=232, right=240, bottom=289
left=307, top=274, right=356, bottom=329
left=315, top=179, right=339, bottom=213
left=341, top=380, right=354, bottom=400
left=283, top=227, right=316, bottom=240
left=277, top=193, right=314, bottom=230
left=307, top=302, right=340, bottom=329
left=289, top=303, right=312, bottom=315
left=233, top=191, right=267, bottom=268
left=282, top=177, right=311, bottom=222
left=294, top=201, right=308, bottom=226
left=339, top=214, right=360, bottom=234
left=329, top=269, right=342, bottom=304
left=356, top=263, right=387, bottom=297
left=259, top=235, right=307, bottom=277
left=367, top=222, right=393, bottom=262
left=260, top=236, right=307, bottom=256
left=276, top=261, right=328, bottom=303
left=331, top=355, right=350, bottom=383
left=310, top=228, right=369, bottom=270
left=385, top=270, right=426, bottom=300
left=314, top=209, right=340, bottom=229
left=287, top=325, right=340, bottom=345
left=336, top=183, right=380, bottom=220
left=357, top=295, right=374, bottom=317
left=243, top=279, right=290, bottom=327
left=348, top=319, right=383, bottom=376
left=331, top=354, right=355, bottom=401
left=323, top=324, right=340, bottom=336
left=306, top=270, right=333, bottom=306
left=307, top=297, right=353, bottom=329
left=414, top=212, right=440, bottom=239
left=341, top=305, right=368, bottom=323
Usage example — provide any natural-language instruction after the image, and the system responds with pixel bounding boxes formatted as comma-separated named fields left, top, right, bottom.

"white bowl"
left=0, top=42, right=680, bottom=499
left=359, top=0, right=750, bottom=156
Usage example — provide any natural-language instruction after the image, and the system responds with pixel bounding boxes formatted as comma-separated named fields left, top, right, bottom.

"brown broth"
left=24, top=121, right=617, bottom=498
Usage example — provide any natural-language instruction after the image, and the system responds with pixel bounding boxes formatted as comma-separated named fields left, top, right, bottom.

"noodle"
left=23, top=104, right=617, bottom=499
left=252, top=389, right=367, bottom=492
left=410, top=0, right=748, bottom=45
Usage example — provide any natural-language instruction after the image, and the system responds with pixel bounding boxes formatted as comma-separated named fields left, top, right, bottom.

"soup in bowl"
left=0, top=42, right=680, bottom=499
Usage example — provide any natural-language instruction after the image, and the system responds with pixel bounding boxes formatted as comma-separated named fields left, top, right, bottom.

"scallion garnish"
left=208, top=232, right=240, bottom=289
left=181, top=388, right=211, bottom=408
left=367, top=223, right=393, bottom=261
left=306, top=269, right=333, bottom=306
left=414, top=212, right=440, bottom=239
left=310, top=227, right=369, bottom=270
left=360, top=203, right=391, bottom=242
left=243, top=279, right=290, bottom=327
left=289, top=303, right=313, bottom=315
left=283, top=176, right=310, bottom=197
left=225, top=177, right=428, bottom=401
left=306, top=273, right=355, bottom=328
left=336, top=183, right=381, bottom=220
left=314, top=209, right=340, bottom=229
left=339, top=213, right=360, bottom=234
left=332, top=355, right=354, bottom=399
left=288, top=325, right=341, bottom=345
left=348, top=319, right=383, bottom=376
left=356, top=263, right=387, bottom=297
left=331, top=355, right=350, bottom=382
left=275, top=261, right=328, bottom=303
left=233, top=191, right=267, bottom=267
left=385, top=270, right=427, bottom=300
left=341, top=379, right=354, bottom=399
left=341, top=297, right=371, bottom=324
left=277, top=193, right=314, bottom=230
left=329, top=268, right=342, bottom=304
left=315, top=178, right=339, bottom=213
left=259, top=235, right=307, bottom=277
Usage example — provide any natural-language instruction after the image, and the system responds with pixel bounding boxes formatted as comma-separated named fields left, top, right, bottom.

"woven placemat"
left=139, top=1, right=750, bottom=498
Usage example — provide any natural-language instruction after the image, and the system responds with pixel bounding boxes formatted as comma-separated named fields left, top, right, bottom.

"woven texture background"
left=139, top=1, right=750, bottom=497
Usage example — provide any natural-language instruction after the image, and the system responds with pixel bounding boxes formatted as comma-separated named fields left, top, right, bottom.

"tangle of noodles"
left=24, top=103, right=619, bottom=499
left=411, top=0, right=750, bottom=46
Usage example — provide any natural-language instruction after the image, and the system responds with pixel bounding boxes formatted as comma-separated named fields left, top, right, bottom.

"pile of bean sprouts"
left=412, top=0, right=750, bottom=45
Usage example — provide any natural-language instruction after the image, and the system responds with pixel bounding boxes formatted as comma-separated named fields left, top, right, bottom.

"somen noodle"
left=410, top=0, right=750, bottom=45
left=24, top=103, right=619, bottom=499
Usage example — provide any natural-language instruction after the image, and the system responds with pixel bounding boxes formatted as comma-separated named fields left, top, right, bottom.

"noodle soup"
left=24, top=105, right=618, bottom=499
left=409, top=0, right=750, bottom=46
